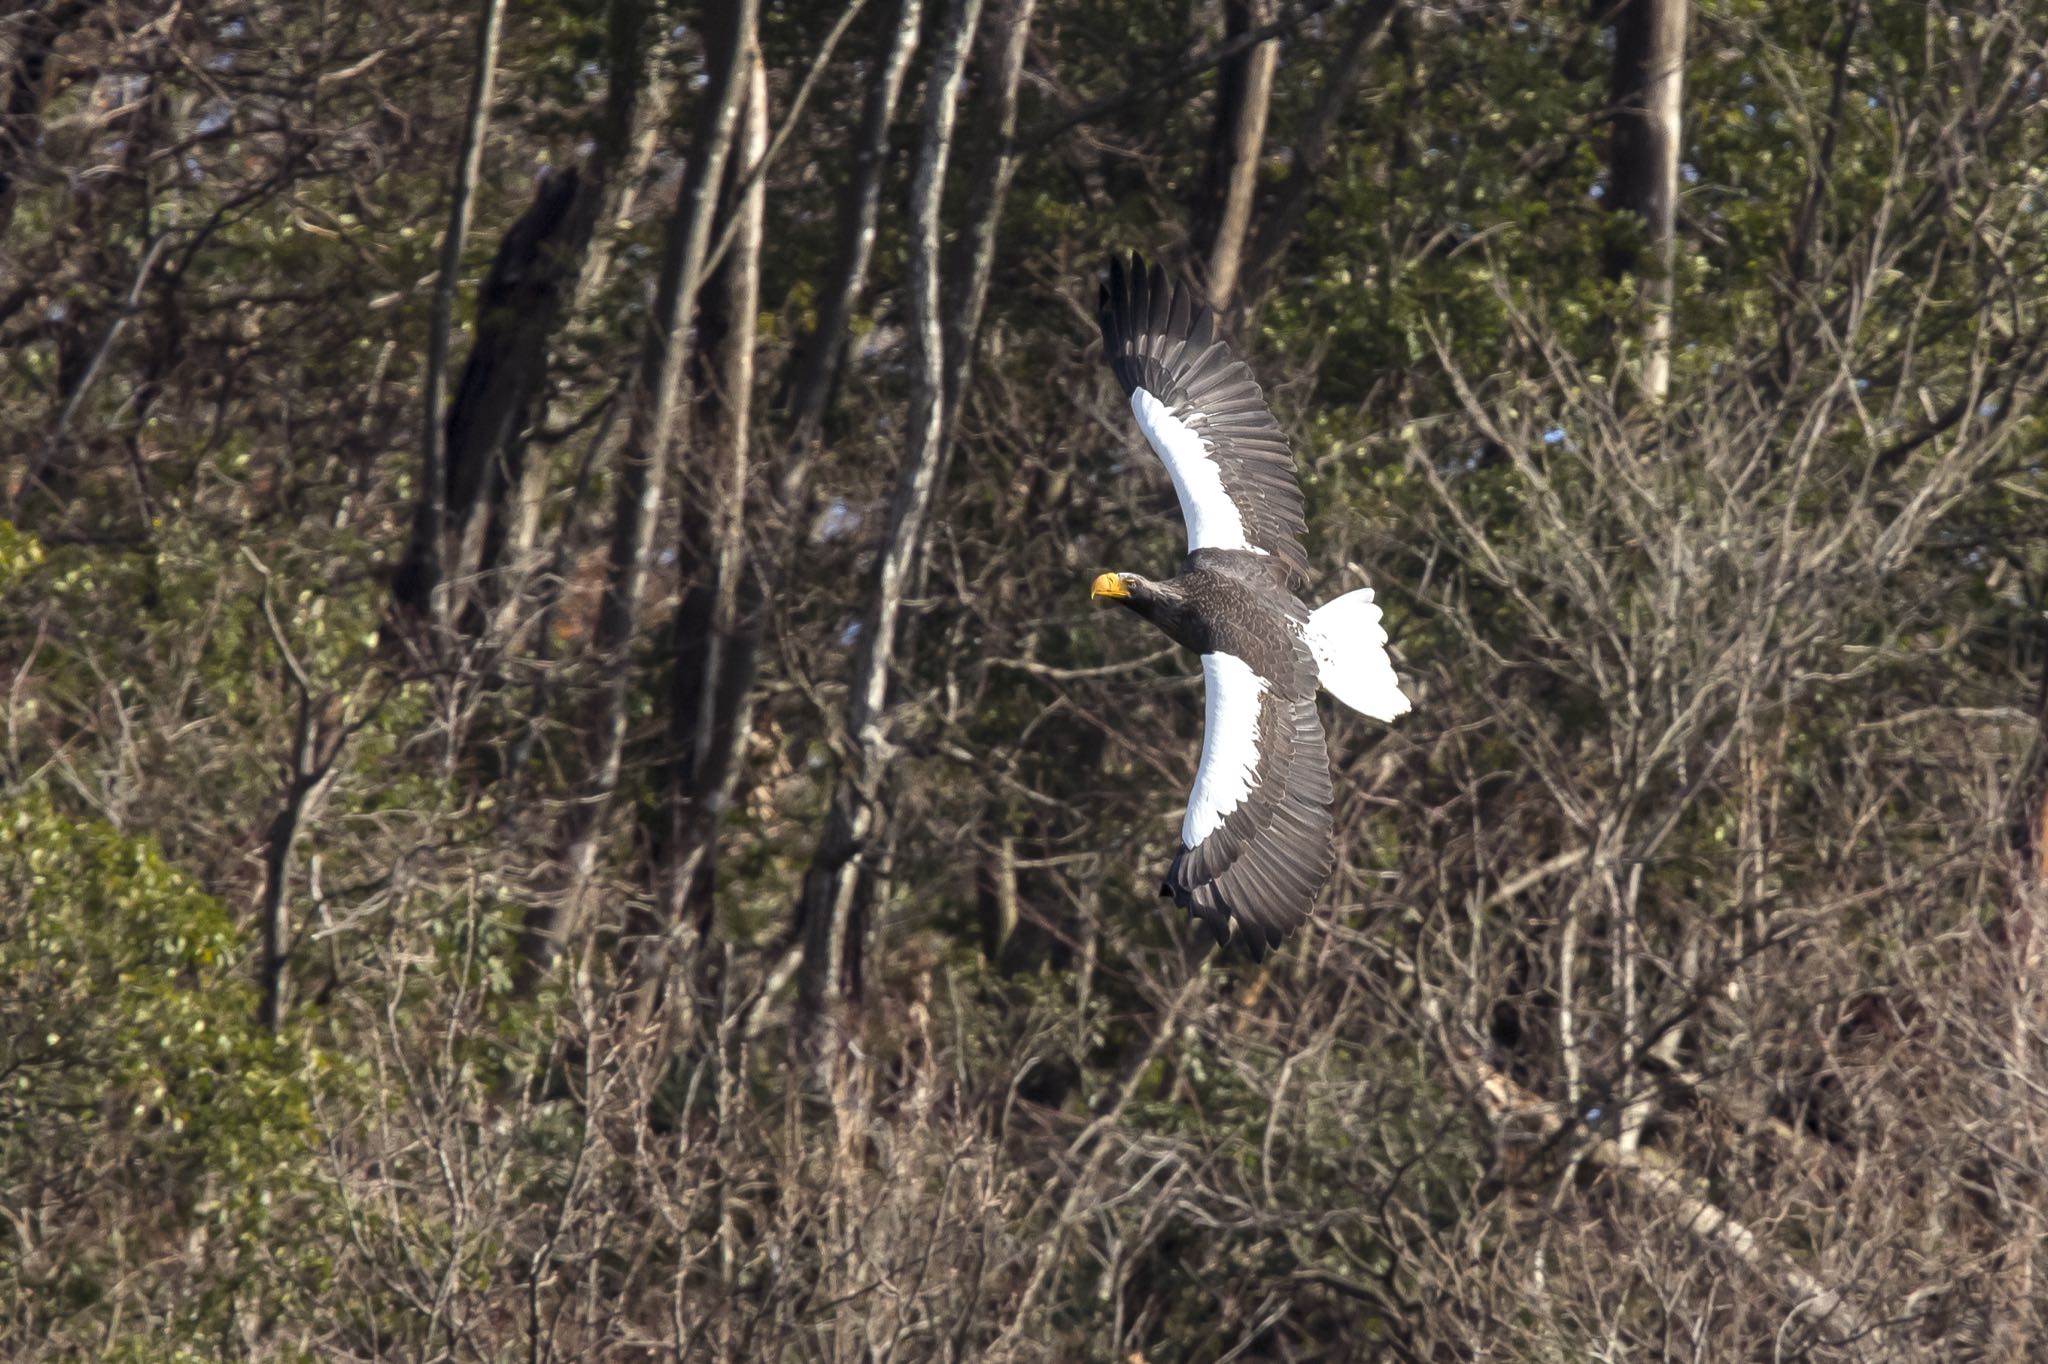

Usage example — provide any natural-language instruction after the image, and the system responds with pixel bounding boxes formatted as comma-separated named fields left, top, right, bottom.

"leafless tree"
left=4, top=1, right=2046, bottom=1360
left=518, top=0, right=760, bottom=984
left=1193, top=0, right=1279, bottom=309
left=791, top=0, right=994, bottom=1044
left=393, top=0, right=506, bottom=625
left=1605, top=0, right=1687, bottom=400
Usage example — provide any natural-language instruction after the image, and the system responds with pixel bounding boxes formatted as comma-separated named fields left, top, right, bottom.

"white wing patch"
left=1130, top=388, right=1267, bottom=557
left=1184, top=652, right=1268, bottom=846
left=1304, top=587, right=1411, bottom=722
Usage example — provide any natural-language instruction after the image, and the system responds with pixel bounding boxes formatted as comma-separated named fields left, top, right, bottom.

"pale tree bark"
left=504, top=0, right=854, bottom=669
left=1599, top=0, right=1689, bottom=1155
left=642, top=44, right=769, bottom=989
left=779, top=0, right=926, bottom=468
left=1605, top=0, right=1688, bottom=402
left=515, top=0, right=759, bottom=988
left=625, top=0, right=922, bottom=1003
left=1239, top=0, right=1399, bottom=307
left=651, top=0, right=880, bottom=940
left=1441, top=1037, right=1891, bottom=1351
left=943, top=0, right=1042, bottom=413
left=1193, top=0, right=1279, bottom=312
left=792, top=0, right=990, bottom=1047
left=569, top=74, right=673, bottom=321
left=393, top=0, right=507, bottom=625
left=1025, top=0, right=1336, bottom=151
left=492, top=24, right=671, bottom=656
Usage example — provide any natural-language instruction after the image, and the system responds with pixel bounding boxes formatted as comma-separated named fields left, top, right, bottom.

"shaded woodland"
left=3, top=0, right=2047, bottom=1357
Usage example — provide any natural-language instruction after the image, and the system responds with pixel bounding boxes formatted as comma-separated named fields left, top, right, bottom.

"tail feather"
left=1305, top=588, right=1411, bottom=721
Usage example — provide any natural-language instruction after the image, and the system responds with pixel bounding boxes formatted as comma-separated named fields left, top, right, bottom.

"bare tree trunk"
left=779, top=0, right=926, bottom=467
left=601, top=0, right=920, bottom=1012
left=643, top=43, right=769, bottom=988
left=439, top=169, right=584, bottom=616
left=1597, top=0, right=1689, bottom=1155
left=569, top=66, right=674, bottom=320
left=393, top=0, right=507, bottom=624
left=255, top=694, right=351, bottom=1032
left=942, top=0, right=1041, bottom=412
left=1239, top=0, right=1399, bottom=307
left=1605, top=0, right=1688, bottom=402
left=1192, top=0, right=1279, bottom=311
left=248, top=570, right=376, bottom=1031
left=515, top=0, right=759, bottom=989
left=451, top=0, right=653, bottom=636
left=792, top=0, right=989, bottom=1048
left=493, top=12, right=669, bottom=649
left=628, top=0, right=922, bottom=929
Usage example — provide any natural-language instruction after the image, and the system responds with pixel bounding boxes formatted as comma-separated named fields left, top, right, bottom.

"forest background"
left=2, top=0, right=2046, bottom=1358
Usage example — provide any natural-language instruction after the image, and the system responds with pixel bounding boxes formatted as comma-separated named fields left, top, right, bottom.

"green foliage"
left=0, top=794, right=333, bottom=1354
left=0, top=522, right=43, bottom=586
left=0, top=0, right=2043, bottom=1355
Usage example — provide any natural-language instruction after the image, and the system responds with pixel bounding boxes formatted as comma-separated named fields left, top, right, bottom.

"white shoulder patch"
left=1130, top=387, right=1266, bottom=557
left=1184, top=652, right=1268, bottom=846
left=1304, top=587, right=1411, bottom=722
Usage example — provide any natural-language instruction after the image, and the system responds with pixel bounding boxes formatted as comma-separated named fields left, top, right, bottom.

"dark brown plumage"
left=1098, top=254, right=1313, bottom=586
left=1096, top=553, right=1338, bottom=957
left=1093, top=254, right=1408, bottom=957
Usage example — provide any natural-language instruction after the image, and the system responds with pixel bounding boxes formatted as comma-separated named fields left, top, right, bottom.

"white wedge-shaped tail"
left=1304, top=587, right=1411, bottom=721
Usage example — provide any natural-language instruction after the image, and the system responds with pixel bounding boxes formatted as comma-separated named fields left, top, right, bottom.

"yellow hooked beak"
left=1090, top=572, right=1129, bottom=601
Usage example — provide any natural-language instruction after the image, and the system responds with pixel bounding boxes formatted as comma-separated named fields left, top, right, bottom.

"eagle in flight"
left=1092, top=254, right=1411, bottom=957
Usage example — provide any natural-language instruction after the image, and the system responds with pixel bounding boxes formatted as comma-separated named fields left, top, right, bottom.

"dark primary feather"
left=1097, top=254, right=1313, bottom=585
left=1152, top=564, right=1337, bottom=958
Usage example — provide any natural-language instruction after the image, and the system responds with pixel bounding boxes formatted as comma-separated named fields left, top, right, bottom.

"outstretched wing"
left=1165, top=629, right=1337, bottom=959
left=1098, top=253, right=1312, bottom=586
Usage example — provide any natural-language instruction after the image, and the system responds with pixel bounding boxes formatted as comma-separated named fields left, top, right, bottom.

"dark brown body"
left=1097, top=549, right=1336, bottom=956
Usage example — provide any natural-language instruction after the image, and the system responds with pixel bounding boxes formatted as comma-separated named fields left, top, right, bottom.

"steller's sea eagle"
left=1092, top=254, right=1410, bottom=958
